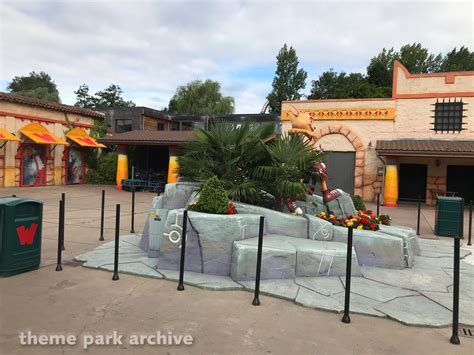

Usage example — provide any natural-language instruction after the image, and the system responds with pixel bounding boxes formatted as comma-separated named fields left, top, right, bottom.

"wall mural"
left=68, top=148, right=84, bottom=184
left=22, top=145, right=46, bottom=186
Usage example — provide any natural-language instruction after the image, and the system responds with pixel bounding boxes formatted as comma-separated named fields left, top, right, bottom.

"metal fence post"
left=177, top=210, right=188, bottom=291
left=61, top=193, right=66, bottom=250
left=55, top=199, right=64, bottom=271
left=417, top=195, right=421, bottom=236
left=252, top=216, right=265, bottom=306
left=376, top=193, right=380, bottom=216
left=468, top=201, right=472, bottom=246
left=99, top=190, right=105, bottom=241
left=130, top=186, right=135, bottom=233
left=112, top=204, right=120, bottom=281
left=450, top=236, right=461, bottom=344
left=342, top=226, right=353, bottom=323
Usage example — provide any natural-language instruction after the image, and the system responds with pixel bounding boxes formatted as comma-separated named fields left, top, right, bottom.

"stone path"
left=75, top=234, right=474, bottom=327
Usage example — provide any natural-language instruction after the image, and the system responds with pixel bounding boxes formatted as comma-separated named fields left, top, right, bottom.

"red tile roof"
left=98, top=130, right=195, bottom=145
left=0, top=92, right=104, bottom=118
left=376, top=139, right=474, bottom=157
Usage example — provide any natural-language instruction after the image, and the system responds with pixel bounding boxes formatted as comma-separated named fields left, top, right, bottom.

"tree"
left=7, top=71, right=61, bottom=102
left=309, top=70, right=389, bottom=100
left=440, top=46, right=474, bottom=72
left=167, top=80, right=234, bottom=115
left=398, top=43, right=442, bottom=73
left=74, top=84, right=135, bottom=111
left=267, top=44, right=307, bottom=113
left=367, top=47, right=397, bottom=88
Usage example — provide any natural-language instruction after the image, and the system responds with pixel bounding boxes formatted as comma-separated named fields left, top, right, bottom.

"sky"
left=0, top=0, right=472, bottom=113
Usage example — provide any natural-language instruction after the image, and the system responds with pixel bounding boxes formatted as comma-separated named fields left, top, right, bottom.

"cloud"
left=1, top=0, right=472, bottom=112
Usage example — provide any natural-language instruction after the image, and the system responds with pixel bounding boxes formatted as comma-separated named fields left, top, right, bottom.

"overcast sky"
left=0, top=0, right=472, bottom=113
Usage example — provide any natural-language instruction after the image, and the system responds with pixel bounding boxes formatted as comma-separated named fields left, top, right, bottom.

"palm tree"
left=178, top=121, right=275, bottom=204
left=253, top=134, right=325, bottom=210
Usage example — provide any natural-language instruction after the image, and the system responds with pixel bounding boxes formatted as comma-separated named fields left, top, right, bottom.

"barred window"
left=431, top=99, right=466, bottom=133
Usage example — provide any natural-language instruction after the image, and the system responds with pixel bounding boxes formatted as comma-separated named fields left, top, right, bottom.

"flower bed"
left=317, top=210, right=391, bottom=231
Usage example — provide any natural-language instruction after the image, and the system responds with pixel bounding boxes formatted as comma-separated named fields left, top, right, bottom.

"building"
left=281, top=61, right=474, bottom=205
left=100, top=109, right=279, bottom=187
left=0, top=92, right=105, bottom=188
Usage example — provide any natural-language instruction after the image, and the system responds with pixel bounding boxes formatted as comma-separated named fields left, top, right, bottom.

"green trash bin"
left=435, top=196, right=464, bottom=237
left=0, top=197, right=43, bottom=276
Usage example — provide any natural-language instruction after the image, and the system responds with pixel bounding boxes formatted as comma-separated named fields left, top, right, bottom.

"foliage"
left=309, top=70, right=389, bottom=100
left=74, top=84, right=135, bottom=110
left=439, top=46, right=474, bottom=72
left=352, top=195, right=366, bottom=211
left=318, top=209, right=391, bottom=231
left=253, top=134, right=325, bottom=210
left=168, top=80, right=234, bottom=115
left=267, top=44, right=308, bottom=113
left=189, top=176, right=230, bottom=214
left=178, top=121, right=274, bottom=204
left=7, top=71, right=61, bottom=102
left=85, top=151, right=117, bottom=184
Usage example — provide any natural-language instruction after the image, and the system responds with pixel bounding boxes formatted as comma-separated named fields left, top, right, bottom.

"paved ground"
left=0, top=185, right=473, bottom=355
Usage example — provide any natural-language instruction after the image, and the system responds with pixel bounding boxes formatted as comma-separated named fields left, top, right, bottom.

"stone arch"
left=312, top=124, right=365, bottom=197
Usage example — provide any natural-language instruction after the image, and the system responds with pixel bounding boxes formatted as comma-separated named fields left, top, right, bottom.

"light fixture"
left=367, top=141, right=373, bottom=149
left=435, top=159, right=441, bottom=167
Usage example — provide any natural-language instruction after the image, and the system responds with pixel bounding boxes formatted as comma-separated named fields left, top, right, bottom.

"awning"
left=0, top=128, right=20, bottom=142
left=19, top=123, right=68, bottom=145
left=98, top=130, right=196, bottom=146
left=66, top=127, right=106, bottom=148
left=376, top=139, right=474, bottom=158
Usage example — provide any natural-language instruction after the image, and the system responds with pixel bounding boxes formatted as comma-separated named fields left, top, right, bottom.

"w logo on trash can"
left=16, top=224, right=38, bottom=245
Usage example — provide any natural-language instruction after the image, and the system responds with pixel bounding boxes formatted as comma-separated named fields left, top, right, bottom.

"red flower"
left=361, top=217, right=369, bottom=225
left=370, top=223, right=376, bottom=230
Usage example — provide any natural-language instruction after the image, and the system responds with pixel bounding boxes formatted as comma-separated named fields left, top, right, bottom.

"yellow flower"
left=320, top=212, right=326, bottom=216
left=357, top=225, right=363, bottom=230
left=329, top=214, right=334, bottom=219
left=346, top=221, right=354, bottom=227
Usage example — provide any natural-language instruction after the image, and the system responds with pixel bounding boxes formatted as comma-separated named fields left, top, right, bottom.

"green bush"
left=86, top=151, right=118, bottom=184
left=352, top=195, right=366, bottom=211
left=191, top=176, right=229, bottom=214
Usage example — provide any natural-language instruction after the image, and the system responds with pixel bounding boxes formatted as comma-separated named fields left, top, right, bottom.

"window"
left=115, top=119, right=132, bottom=133
left=157, top=122, right=165, bottom=131
left=171, top=121, right=180, bottom=131
left=181, top=122, right=194, bottom=131
left=432, top=99, right=466, bottom=133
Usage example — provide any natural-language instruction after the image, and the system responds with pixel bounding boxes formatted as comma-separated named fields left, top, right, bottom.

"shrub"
left=352, top=195, right=366, bottom=211
left=85, top=151, right=117, bottom=184
left=190, top=176, right=229, bottom=214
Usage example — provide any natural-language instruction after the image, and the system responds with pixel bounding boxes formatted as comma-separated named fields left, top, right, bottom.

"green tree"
left=267, top=44, right=308, bottom=113
left=398, top=43, right=442, bottom=73
left=7, top=71, right=61, bottom=102
left=309, top=70, right=388, bottom=99
left=367, top=47, right=398, bottom=88
left=440, top=46, right=474, bottom=72
left=167, top=79, right=234, bottom=115
left=191, top=176, right=229, bottom=214
left=74, top=84, right=135, bottom=110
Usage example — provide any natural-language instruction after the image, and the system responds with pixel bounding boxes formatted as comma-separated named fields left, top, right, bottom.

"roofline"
left=376, top=150, right=474, bottom=158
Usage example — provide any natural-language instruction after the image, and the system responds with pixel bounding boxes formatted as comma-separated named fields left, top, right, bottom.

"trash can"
left=0, top=197, right=43, bottom=276
left=435, top=196, right=464, bottom=237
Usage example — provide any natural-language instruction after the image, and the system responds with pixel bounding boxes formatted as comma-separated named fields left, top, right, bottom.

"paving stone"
left=421, top=291, right=474, bottom=326
left=415, top=256, right=473, bottom=271
left=239, top=279, right=300, bottom=301
left=295, top=287, right=343, bottom=313
left=340, top=277, right=419, bottom=302
left=295, top=277, right=344, bottom=296
left=332, top=292, right=386, bottom=317
left=234, top=202, right=308, bottom=238
left=374, top=295, right=452, bottom=327
left=189, top=211, right=261, bottom=276
left=98, top=262, right=163, bottom=279
left=361, top=266, right=453, bottom=292
left=157, top=269, right=242, bottom=290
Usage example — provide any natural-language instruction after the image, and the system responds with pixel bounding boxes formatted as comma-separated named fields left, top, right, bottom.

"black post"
left=252, top=216, right=265, bottom=306
left=342, top=226, right=353, bottom=323
left=61, top=193, right=65, bottom=250
left=376, top=193, right=380, bottom=216
left=450, top=236, right=461, bottom=345
left=468, top=201, right=472, bottom=246
left=416, top=195, right=421, bottom=236
left=177, top=210, right=188, bottom=291
left=99, top=190, right=105, bottom=241
left=112, top=204, right=120, bottom=281
left=55, top=199, right=64, bottom=271
left=130, top=186, right=135, bottom=233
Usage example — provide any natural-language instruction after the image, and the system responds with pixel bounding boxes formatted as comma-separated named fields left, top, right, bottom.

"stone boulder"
left=326, top=191, right=357, bottom=217
left=332, top=226, right=409, bottom=269
left=234, top=202, right=308, bottom=238
left=188, top=212, right=262, bottom=276
left=160, top=182, right=201, bottom=210
left=305, top=214, right=333, bottom=241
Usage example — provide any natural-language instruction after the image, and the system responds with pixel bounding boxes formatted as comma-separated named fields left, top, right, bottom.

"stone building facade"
left=281, top=61, right=474, bottom=205
left=0, top=92, right=104, bottom=188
